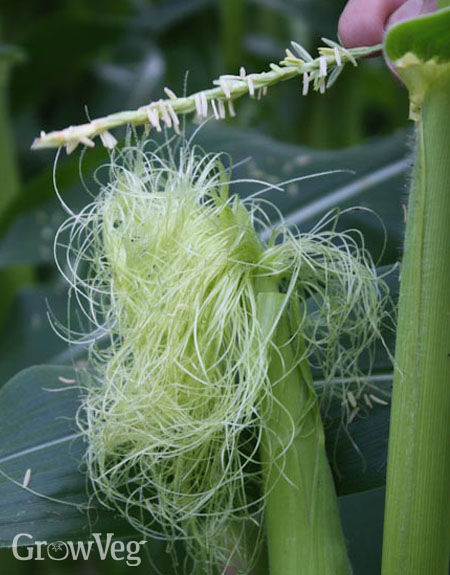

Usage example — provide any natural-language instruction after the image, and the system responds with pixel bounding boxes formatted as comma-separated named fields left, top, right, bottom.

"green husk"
left=258, top=290, right=350, bottom=575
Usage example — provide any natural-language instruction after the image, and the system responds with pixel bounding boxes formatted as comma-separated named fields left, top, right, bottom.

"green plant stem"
left=257, top=288, right=350, bottom=575
left=381, top=73, right=450, bottom=574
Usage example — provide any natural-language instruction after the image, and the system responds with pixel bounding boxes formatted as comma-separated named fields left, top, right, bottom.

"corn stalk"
left=382, top=6, right=450, bottom=574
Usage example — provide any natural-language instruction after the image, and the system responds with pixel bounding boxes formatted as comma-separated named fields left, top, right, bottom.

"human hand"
left=338, top=0, right=438, bottom=48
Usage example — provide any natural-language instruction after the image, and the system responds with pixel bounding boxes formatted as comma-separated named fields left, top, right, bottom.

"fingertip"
left=338, top=0, right=386, bottom=47
left=385, top=0, right=439, bottom=31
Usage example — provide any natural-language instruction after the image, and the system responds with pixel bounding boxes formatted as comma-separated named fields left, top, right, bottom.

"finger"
left=386, top=0, right=438, bottom=29
left=338, top=0, right=406, bottom=47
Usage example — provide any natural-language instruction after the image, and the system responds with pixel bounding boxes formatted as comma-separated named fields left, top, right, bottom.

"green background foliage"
left=0, top=0, right=411, bottom=573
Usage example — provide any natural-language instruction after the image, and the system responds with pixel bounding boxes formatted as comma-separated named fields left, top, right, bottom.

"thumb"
left=386, top=0, right=438, bottom=29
